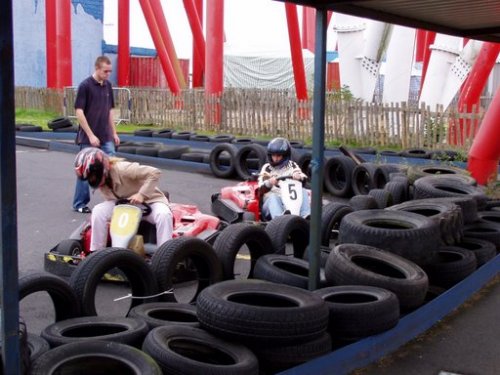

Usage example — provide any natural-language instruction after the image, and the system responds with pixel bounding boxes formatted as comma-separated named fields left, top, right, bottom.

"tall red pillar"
left=184, top=0, right=205, bottom=88
left=419, top=31, right=436, bottom=95
left=117, top=0, right=130, bottom=87
left=285, top=3, right=308, bottom=102
left=205, top=0, right=224, bottom=125
left=45, top=0, right=72, bottom=88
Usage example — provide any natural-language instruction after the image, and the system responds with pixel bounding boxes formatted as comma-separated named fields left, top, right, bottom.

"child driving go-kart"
left=258, top=137, right=311, bottom=220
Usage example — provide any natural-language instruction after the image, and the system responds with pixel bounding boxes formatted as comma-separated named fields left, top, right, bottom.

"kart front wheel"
left=55, top=239, right=83, bottom=256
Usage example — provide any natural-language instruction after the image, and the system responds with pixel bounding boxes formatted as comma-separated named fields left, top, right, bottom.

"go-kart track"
left=16, top=139, right=500, bottom=375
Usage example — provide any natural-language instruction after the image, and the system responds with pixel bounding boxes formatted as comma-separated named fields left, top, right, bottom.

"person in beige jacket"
left=74, top=147, right=173, bottom=251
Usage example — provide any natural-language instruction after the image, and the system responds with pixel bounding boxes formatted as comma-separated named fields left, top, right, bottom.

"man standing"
left=72, top=55, right=121, bottom=213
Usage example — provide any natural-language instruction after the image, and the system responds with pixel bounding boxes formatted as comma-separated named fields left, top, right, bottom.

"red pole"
left=184, top=0, right=206, bottom=87
left=205, top=0, right=224, bottom=125
left=117, top=0, right=130, bottom=87
left=468, top=84, right=500, bottom=185
left=46, top=0, right=72, bottom=88
left=419, top=31, right=436, bottom=96
left=451, top=42, right=500, bottom=145
left=150, top=0, right=187, bottom=89
left=285, top=3, right=308, bottom=101
left=138, top=0, right=180, bottom=94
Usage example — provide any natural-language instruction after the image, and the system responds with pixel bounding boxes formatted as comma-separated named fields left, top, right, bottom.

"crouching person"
left=74, top=147, right=173, bottom=251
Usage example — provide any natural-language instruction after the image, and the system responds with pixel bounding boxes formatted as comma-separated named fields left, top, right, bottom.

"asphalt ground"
left=15, top=145, right=500, bottom=374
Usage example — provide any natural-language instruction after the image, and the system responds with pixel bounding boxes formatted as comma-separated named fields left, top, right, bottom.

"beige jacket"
left=99, top=160, right=169, bottom=205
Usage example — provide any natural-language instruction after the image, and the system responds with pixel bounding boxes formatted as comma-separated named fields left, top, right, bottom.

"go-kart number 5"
left=287, top=183, right=298, bottom=200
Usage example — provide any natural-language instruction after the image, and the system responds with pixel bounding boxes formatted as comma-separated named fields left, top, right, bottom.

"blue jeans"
left=72, top=142, right=116, bottom=210
left=262, top=189, right=311, bottom=220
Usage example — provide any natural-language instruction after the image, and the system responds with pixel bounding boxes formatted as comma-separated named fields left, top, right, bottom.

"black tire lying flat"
left=142, top=325, right=259, bottom=375
left=150, top=237, right=223, bottom=303
left=127, top=302, right=199, bottom=330
left=19, top=272, right=81, bottom=321
left=212, top=223, right=273, bottom=279
left=422, top=246, right=477, bottom=288
left=68, top=247, right=158, bottom=316
left=30, top=340, right=162, bottom=375
left=339, top=209, right=441, bottom=265
left=47, top=117, right=72, bottom=130
left=196, top=279, right=329, bottom=344
left=264, top=215, right=309, bottom=257
left=209, top=142, right=238, bottom=178
left=325, top=244, right=429, bottom=310
left=314, top=285, right=400, bottom=338
left=41, top=316, right=149, bottom=348
left=253, top=254, right=327, bottom=289
left=454, top=237, right=497, bottom=267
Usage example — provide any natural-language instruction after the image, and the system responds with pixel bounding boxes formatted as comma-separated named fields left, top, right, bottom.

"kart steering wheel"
left=115, top=198, right=152, bottom=216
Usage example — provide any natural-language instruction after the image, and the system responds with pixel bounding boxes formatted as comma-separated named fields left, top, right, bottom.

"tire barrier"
left=127, top=302, right=200, bottom=330
left=196, top=279, right=329, bottom=344
left=453, top=237, right=497, bottom=267
left=19, top=272, right=81, bottom=321
left=339, top=209, right=441, bottom=265
left=142, top=325, right=259, bottom=375
left=41, top=316, right=149, bottom=348
left=150, top=237, right=223, bottom=304
left=325, top=244, right=429, bottom=310
left=30, top=341, right=162, bottom=375
left=68, top=247, right=158, bottom=316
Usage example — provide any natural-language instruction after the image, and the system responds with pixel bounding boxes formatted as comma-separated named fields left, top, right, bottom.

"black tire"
left=387, top=198, right=465, bottom=246
left=19, top=272, right=81, bottom=321
left=212, top=223, right=273, bottom=279
left=372, top=164, right=405, bottom=189
left=180, top=152, right=207, bottom=162
left=400, top=148, right=430, bottom=159
left=314, top=285, right=400, bottom=338
left=172, top=131, right=196, bottom=140
left=210, top=134, right=236, bottom=143
left=133, top=129, right=153, bottom=137
left=18, top=125, right=43, bottom=132
left=422, top=246, right=477, bottom=288
left=463, top=222, right=500, bottom=250
left=407, top=164, right=472, bottom=184
left=253, top=254, right=326, bottom=289
left=232, top=137, right=254, bottom=145
left=413, top=176, right=487, bottom=209
left=235, top=144, right=267, bottom=180
left=27, top=334, right=50, bottom=363
left=41, top=316, right=149, bottom=348
left=30, top=340, right=162, bottom=375
left=68, top=247, right=158, bottom=316
left=53, top=124, right=78, bottom=132
left=135, top=146, right=159, bottom=157
left=196, top=279, right=329, bottom=344
left=339, top=209, right=441, bottom=265
left=351, top=163, right=380, bottom=195
left=54, top=239, right=83, bottom=256
left=142, top=325, right=259, bottom=375
left=157, top=145, right=190, bottom=159
left=321, top=202, right=353, bottom=247
left=325, top=244, right=429, bottom=310
left=477, top=211, right=500, bottom=226
left=153, top=128, right=174, bottom=138
left=348, top=194, right=378, bottom=211
left=150, top=237, right=223, bottom=304
left=117, top=145, right=137, bottom=154
left=368, top=188, right=393, bottom=208
left=127, top=302, right=199, bottom=330
left=264, top=215, right=309, bottom=258
left=250, top=332, right=332, bottom=373
left=323, top=156, right=356, bottom=197
left=384, top=180, right=408, bottom=205
left=47, top=117, right=72, bottom=130
left=454, top=237, right=497, bottom=267
left=209, top=142, right=238, bottom=178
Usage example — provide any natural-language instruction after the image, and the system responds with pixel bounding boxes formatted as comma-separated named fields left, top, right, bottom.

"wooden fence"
left=15, top=86, right=485, bottom=151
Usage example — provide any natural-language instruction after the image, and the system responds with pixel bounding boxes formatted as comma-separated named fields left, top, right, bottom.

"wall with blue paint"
left=13, top=0, right=105, bottom=88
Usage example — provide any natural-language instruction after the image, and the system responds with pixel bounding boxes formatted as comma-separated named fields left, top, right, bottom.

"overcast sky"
left=103, top=0, right=337, bottom=57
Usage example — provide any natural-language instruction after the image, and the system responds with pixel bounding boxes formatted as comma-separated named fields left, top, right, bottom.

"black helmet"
left=267, top=137, right=291, bottom=167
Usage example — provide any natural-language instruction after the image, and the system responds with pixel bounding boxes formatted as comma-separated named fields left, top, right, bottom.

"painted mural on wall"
left=13, top=0, right=104, bottom=88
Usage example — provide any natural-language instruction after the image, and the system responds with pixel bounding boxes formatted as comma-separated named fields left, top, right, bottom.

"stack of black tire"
left=47, top=117, right=78, bottom=132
